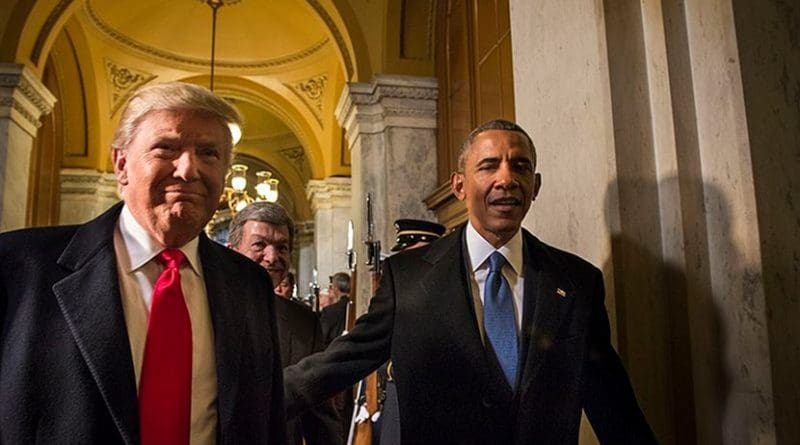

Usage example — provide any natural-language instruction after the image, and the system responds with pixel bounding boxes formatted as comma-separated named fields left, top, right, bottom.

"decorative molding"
left=31, top=0, right=74, bottom=65
left=305, top=0, right=354, bottom=79
left=85, top=0, right=329, bottom=70
left=294, top=220, right=315, bottom=246
left=278, top=145, right=309, bottom=178
left=287, top=74, right=327, bottom=126
left=104, top=59, right=155, bottom=114
left=59, top=168, right=119, bottom=197
left=306, top=177, right=351, bottom=210
left=335, top=75, right=438, bottom=146
left=59, top=168, right=120, bottom=224
left=0, top=64, right=57, bottom=135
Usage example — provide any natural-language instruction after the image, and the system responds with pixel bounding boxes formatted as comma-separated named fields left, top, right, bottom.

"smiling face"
left=451, top=129, right=541, bottom=247
left=113, top=109, right=231, bottom=247
left=230, top=219, right=292, bottom=287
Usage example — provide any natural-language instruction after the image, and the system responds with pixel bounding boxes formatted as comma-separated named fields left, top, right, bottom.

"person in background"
left=318, top=271, right=354, bottom=441
left=283, top=119, right=656, bottom=444
left=319, top=272, right=352, bottom=346
left=275, top=271, right=296, bottom=299
left=374, top=218, right=447, bottom=445
left=0, top=81, right=286, bottom=444
left=228, top=201, right=342, bottom=445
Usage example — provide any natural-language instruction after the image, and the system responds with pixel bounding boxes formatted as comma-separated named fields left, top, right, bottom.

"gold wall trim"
left=31, top=0, right=75, bottom=66
left=85, top=0, right=329, bottom=70
left=305, top=0, right=354, bottom=78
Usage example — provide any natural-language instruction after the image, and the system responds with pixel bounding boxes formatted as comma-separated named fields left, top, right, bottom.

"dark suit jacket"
left=284, top=226, right=656, bottom=444
left=275, top=297, right=342, bottom=445
left=0, top=202, right=286, bottom=444
left=319, top=295, right=349, bottom=347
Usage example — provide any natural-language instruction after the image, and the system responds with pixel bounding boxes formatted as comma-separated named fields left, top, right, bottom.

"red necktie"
left=139, top=249, right=192, bottom=445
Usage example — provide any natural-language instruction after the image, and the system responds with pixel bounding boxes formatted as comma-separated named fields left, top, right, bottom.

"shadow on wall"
left=601, top=176, right=733, bottom=445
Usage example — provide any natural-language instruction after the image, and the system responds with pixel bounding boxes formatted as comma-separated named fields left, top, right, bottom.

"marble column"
left=510, top=0, right=783, bottom=443
left=0, top=64, right=56, bottom=230
left=307, top=177, right=351, bottom=294
left=335, top=74, right=438, bottom=315
left=59, top=168, right=120, bottom=224
left=294, top=219, right=316, bottom=301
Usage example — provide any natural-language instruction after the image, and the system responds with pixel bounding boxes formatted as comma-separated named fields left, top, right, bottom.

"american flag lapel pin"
left=556, top=288, right=567, bottom=298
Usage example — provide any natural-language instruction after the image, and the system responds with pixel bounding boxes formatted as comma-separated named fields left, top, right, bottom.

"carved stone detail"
left=104, top=59, right=156, bottom=114
left=279, top=145, right=309, bottom=177
left=335, top=75, right=438, bottom=145
left=306, top=177, right=351, bottom=211
left=287, top=74, right=327, bottom=126
left=294, top=220, right=315, bottom=246
left=0, top=64, right=57, bottom=135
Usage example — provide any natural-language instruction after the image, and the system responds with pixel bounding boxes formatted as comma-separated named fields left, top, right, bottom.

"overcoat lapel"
left=52, top=202, right=139, bottom=445
left=200, top=236, right=244, bottom=437
left=517, top=231, right=576, bottom=396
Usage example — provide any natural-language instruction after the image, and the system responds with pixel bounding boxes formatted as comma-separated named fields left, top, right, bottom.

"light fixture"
left=206, top=0, right=242, bottom=145
left=202, top=1, right=281, bottom=240
left=219, top=163, right=281, bottom=214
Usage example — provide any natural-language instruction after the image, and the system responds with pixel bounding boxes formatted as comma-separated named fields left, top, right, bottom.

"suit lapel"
left=52, top=202, right=139, bottom=445
left=200, top=236, right=244, bottom=436
left=420, top=227, right=514, bottom=400
left=518, top=232, right=576, bottom=395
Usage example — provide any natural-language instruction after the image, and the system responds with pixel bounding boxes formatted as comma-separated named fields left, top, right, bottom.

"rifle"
left=308, top=268, right=320, bottom=313
left=349, top=193, right=383, bottom=445
left=344, top=220, right=356, bottom=335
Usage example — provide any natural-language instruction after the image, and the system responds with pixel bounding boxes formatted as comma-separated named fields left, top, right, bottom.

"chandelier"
left=223, top=164, right=280, bottom=212
left=203, top=0, right=280, bottom=240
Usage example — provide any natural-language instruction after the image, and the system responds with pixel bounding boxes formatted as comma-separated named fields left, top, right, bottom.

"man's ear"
left=112, top=148, right=129, bottom=186
left=450, top=172, right=466, bottom=201
left=532, top=172, right=542, bottom=201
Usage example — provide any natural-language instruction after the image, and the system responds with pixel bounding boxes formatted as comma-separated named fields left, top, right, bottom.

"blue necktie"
left=483, top=251, right=519, bottom=389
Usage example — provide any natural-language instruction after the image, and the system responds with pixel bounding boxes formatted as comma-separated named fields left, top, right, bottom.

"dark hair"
left=331, top=272, right=350, bottom=294
left=228, top=202, right=295, bottom=248
left=457, top=119, right=537, bottom=171
left=284, top=271, right=296, bottom=286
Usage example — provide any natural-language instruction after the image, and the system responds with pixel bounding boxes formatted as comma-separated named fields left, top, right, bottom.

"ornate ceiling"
left=83, top=0, right=328, bottom=70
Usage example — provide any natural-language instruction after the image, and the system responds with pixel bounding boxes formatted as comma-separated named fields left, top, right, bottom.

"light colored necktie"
left=483, top=251, right=519, bottom=389
left=139, top=249, right=192, bottom=445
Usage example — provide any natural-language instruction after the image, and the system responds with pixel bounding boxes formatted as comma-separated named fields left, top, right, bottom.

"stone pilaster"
left=59, top=168, right=120, bottom=224
left=0, top=64, right=56, bottom=230
left=307, top=177, right=351, bottom=292
left=335, top=74, right=438, bottom=314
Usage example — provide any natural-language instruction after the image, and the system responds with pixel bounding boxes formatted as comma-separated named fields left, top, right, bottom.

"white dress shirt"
left=114, top=205, right=218, bottom=444
left=465, top=222, right=525, bottom=340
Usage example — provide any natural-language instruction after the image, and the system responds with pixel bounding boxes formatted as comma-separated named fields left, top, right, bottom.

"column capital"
left=306, top=177, right=352, bottom=211
left=335, top=74, right=438, bottom=147
left=0, top=64, right=57, bottom=136
left=294, top=220, right=315, bottom=246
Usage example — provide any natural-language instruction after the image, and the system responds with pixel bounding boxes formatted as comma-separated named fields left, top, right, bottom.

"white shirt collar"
left=118, top=204, right=202, bottom=276
left=465, top=222, right=523, bottom=276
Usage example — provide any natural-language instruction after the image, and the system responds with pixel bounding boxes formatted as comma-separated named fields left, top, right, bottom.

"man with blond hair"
left=0, top=82, right=286, bottom=444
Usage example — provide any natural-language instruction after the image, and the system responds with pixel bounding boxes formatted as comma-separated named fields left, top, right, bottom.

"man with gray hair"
left=0, top=82, right=286, bottom=444
left=228, top=201, right=342, bottom=445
